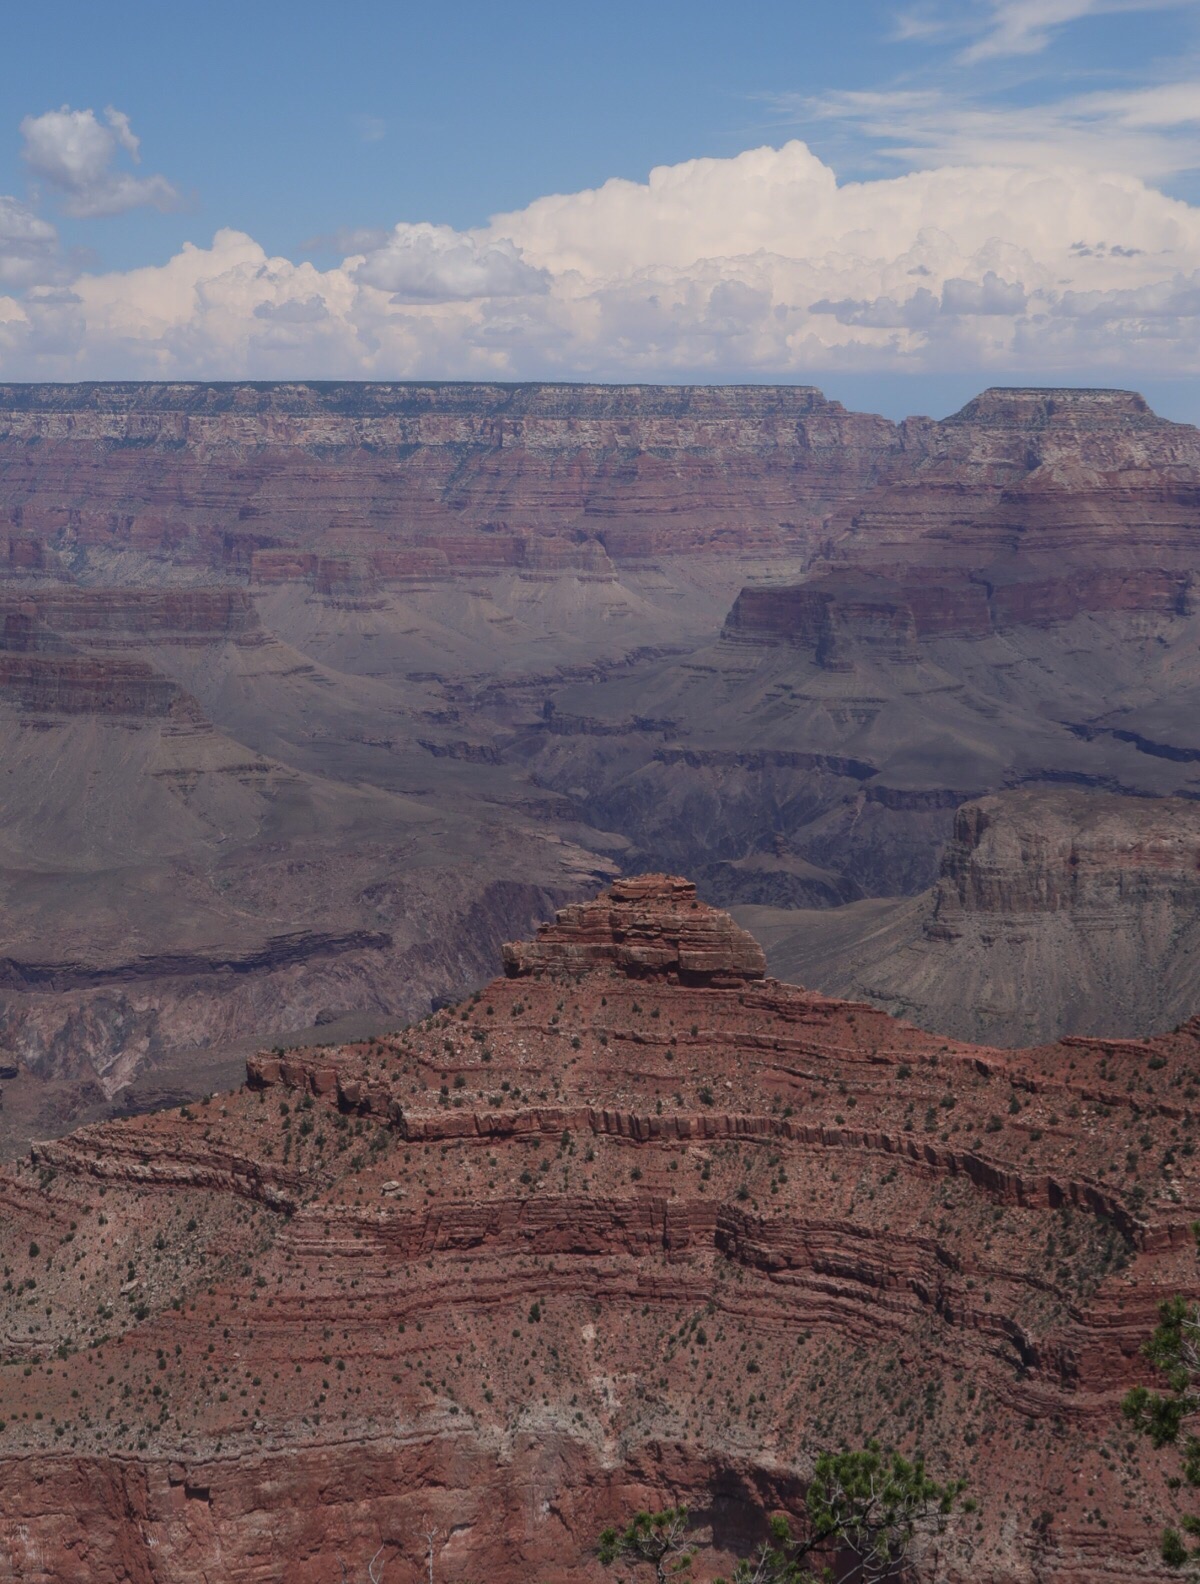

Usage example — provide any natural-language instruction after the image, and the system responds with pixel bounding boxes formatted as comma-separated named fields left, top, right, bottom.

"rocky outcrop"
left=502, top=874, right=767, bottom=983
left=0, top=589, right=256, bottom=715
left=724, top=567, right=1195, bottom=657
left=0, top=651, right=191, bottom=716
left=934, top=790, right=1200, bottom=920
left=724, top=566, right=1195, bottom=657
left=728, top=387, right=1200, bottom=657
left=0, top=884, right=1197, bottom=1582
left=0, top=587, right=261, bottom=642
left=743, top=788, right=1200, bottom=1045
left=2, top=532, right=66, bottom=577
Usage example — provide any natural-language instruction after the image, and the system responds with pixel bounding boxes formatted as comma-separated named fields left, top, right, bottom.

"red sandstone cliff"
left=0, top=880, right=1196, bottom=1582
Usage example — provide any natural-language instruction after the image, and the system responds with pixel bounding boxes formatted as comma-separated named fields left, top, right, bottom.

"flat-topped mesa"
left=0, top=381, right=908, bottom=578
left=0, top=380, right=842, bottom=421
left=947, top=386, right=1160, bottom=428
left=502, top=873, right=767, bottom=985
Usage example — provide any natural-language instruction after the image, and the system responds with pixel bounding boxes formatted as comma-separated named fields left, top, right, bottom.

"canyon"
left=2, top=380, right=1200, bottom=1137
left=529, top=388, right=1200, bottom=900
left=0, top=878, right=1196, bottom=1582
left=4, top=380, right=1200, bottom=1582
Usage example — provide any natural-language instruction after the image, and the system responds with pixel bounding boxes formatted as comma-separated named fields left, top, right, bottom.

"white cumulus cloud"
left=0, top=196, right=60, bottom=289
left=20, top=105, right=178, bottom=218
left=3, top=140, right=1200, bottom=382
left=352, top=223, right=550, bottom=302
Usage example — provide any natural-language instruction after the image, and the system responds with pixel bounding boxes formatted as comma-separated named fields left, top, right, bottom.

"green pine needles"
left=597, top=1508, right=697, bottom=1583
left=1124, top=1295, right=1200, bottom=1570
left=598, top=1444, right=966, bottom=1584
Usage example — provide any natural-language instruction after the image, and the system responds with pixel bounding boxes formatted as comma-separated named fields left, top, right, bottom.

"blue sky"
left=3, top=0, right=1200, bottom=417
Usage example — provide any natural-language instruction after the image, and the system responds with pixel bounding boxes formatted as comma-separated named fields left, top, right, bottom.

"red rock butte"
left=0, top=877, right=1198, bottom=1582
left=502, top=874, right=768, bottom=984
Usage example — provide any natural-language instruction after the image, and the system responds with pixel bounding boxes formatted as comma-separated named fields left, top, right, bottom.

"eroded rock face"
left=935, top=790, right=1200, bottom=919
left=0, top=885, right=1197, bottom=1583
left=502, top=874, right=767, bottom=984
left=743, top=788, right=1200, bottom=1045
left=0, top=381, right=903, bottom=576
left=726, top=387, right=1200, bottom=656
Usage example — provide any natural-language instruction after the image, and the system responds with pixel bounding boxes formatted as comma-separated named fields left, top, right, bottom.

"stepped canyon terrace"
left=3, top=379, right=1200, bottom=1581
left=3, top=877, right=1200, bottom=1583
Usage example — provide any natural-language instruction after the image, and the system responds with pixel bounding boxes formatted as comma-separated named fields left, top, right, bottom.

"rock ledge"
left=502, top=874, right=767, bottom=984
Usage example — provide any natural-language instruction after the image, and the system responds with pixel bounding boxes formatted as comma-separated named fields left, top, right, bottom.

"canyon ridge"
left=3, top=381, right=1200, bottom=1144
left=0, top=878, right=1196, bottom=1583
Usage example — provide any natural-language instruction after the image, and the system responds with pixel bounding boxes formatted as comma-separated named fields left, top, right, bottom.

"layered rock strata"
left=726, top=387, right=1200, bottom=655
left=739, top=788, right=1200, bottom=1046
left=518, top=388, right=1200, bottom=914
left=4, top=380, right=1200, bottom=1120
left=0, top=880, right=1197, bottom=1582
left=502, top=874, right=767, bottom=982
left=0, top=382, right=903, bottom=579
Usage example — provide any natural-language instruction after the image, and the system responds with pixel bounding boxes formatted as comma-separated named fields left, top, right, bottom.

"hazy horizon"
left=2, top=369, right=1197, bottom=428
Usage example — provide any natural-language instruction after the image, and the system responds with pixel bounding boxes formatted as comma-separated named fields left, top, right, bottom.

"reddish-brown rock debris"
left=0, top=877, right=1197, bottom=1582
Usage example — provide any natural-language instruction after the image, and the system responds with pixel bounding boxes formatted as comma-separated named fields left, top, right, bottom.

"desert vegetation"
left=599, top=1446, right=965, bottom=1582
